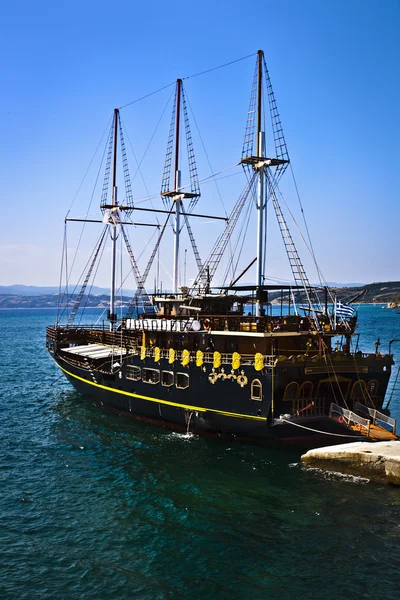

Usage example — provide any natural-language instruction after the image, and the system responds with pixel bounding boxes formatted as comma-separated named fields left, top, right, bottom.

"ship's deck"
left=63, top=344, right=127, bottom=360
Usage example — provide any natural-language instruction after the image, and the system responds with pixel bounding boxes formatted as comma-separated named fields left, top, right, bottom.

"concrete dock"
left=301, top=441, right=400, bottom=485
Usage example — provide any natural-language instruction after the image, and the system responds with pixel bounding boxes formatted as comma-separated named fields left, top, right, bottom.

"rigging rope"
left=119, top=53, right=255, bottom=110
left=65, top=116, right=112, bottom=219
left=119, top=82, right=176, bottom=110
left=56, top=223, right=68, bottom=324
left=77, top=232, right=107, bottom=325
left=184, top=89, right=234, bottom=278
left=221, top=191, right=253, bottom=287
left=183, top=52, right=256, bottom=81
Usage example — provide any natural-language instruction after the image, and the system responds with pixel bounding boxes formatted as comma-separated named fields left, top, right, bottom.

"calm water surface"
left=1, top=306, right=400, bottom=599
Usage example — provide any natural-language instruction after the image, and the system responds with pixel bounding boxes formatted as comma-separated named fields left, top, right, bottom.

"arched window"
left=283, top=382, right=299, bottom=401
left=367, top=379, right=379, bottom=396
left=351, top=380, right=367, bottom=400
left=299, top=381, right=314, bottom=399
left=251, top=379, right=262, bottom=401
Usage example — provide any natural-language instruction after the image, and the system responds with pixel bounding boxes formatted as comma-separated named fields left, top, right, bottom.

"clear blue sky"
left=1, top=0, right=399, bottom=289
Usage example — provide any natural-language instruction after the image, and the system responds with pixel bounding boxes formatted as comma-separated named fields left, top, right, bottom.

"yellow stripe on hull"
left=57, top=363, right=267, bottom=422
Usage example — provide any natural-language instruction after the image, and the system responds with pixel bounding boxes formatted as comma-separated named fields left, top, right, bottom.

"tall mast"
left=161, top=78, right=201, bottom=293
left=241, top=50, right=290, bottom=314
left=172, top=78, right=182, bottom=294
left=255, top=49, right=265, bottom=316
left=109, top=108, right=119, bottom=329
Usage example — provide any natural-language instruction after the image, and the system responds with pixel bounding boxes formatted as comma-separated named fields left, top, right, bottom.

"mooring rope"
left=279, top=418, right=364, bottom=438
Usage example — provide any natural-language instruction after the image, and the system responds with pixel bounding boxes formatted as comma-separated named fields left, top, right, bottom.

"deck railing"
left=46, top=325, right=389, bottom=365
left=47, top=310, right=356, bottom=337
left=355, top=402, right=396, bottom=435
left=329, top=403, right=371, bottom=435
left=284, top=397, right=327, bottom=418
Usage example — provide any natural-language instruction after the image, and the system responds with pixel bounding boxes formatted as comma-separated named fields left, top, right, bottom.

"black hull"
left=54, top=354, right=370, bottom=448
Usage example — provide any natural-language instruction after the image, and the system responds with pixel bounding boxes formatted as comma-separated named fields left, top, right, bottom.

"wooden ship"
left=46, top=51, right=396, bottom=445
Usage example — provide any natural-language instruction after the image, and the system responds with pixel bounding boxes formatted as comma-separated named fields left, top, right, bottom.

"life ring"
left=338, top=416, right=344, bottom=424
left=203, top=318, right=211, bottom=331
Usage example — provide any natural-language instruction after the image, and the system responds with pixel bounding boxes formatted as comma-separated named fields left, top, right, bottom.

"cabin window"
left=176, top=372, right=189, bottom=389
left=367, top=379, right=379, bottom=396
left=251, top=379, right=262, bottom=401
left=161, top=371, right=174, bottom=387
left=351, top=380, right=367, bottom=400
left=142, top=368, right=160, bottom=385
left=299, top=381, right=314, bottom=399
left=126, top=365, right=141, bottom=381
left=283, top=382, right=299, bottom=401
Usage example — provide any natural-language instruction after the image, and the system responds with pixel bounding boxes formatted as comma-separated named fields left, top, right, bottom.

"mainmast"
left=255, top=49, right=265, bottom=317
left=172, top=78, right=182, bottom=294
left=109, top=108, right=119, bottom=329
left=241, top=50, right=289, bottom=316
left=161, top=78, right=201, bottom=295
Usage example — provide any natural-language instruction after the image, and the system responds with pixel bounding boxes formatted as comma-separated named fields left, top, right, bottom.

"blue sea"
left=1, top=306, right=400, bottom=600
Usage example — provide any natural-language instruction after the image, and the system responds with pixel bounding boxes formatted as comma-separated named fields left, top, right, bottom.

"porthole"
left=142, top=368, right=160, bottom=385
left=126, top=365, right=141, bottom=381
left=176, top=372, right=189, bottom=389
left=161, top=371, right=174, bottom=387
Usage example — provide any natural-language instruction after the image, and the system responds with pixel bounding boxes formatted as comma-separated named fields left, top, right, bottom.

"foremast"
left=109, top=108, right=119, bottom=329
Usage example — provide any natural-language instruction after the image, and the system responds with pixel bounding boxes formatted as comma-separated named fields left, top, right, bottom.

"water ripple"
left=1, top=307, right=400, bottom=600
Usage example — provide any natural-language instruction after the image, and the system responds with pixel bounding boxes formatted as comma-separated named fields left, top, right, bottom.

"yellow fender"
left=196, top=350, right=204, bottom=367
left=254, top=352, right=264, bottom=371
left=232, top=352, right=241, bottom=370
left=154, top=347, right=161, bottom=362
left=140, top=345, right=146, bottom=360
left=182, top=349, right=190, bottom=366
left=213, top=351, right=221, bottom=369
left=168, top=348, right=175, bottom=364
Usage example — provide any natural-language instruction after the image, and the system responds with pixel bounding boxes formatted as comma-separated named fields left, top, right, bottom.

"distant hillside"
left=267, top=281, right=400, bottom=305
left=0, top=282, right=364, bottom=296
left=0, top=294, right=133, bottom=309
left=0, top=285, right=134, bottom=296
left=0, top=281, right=399, bottom=308
left=331, top=281, right=400, bottom=304
left=0, top=285, right=109, bottom=296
